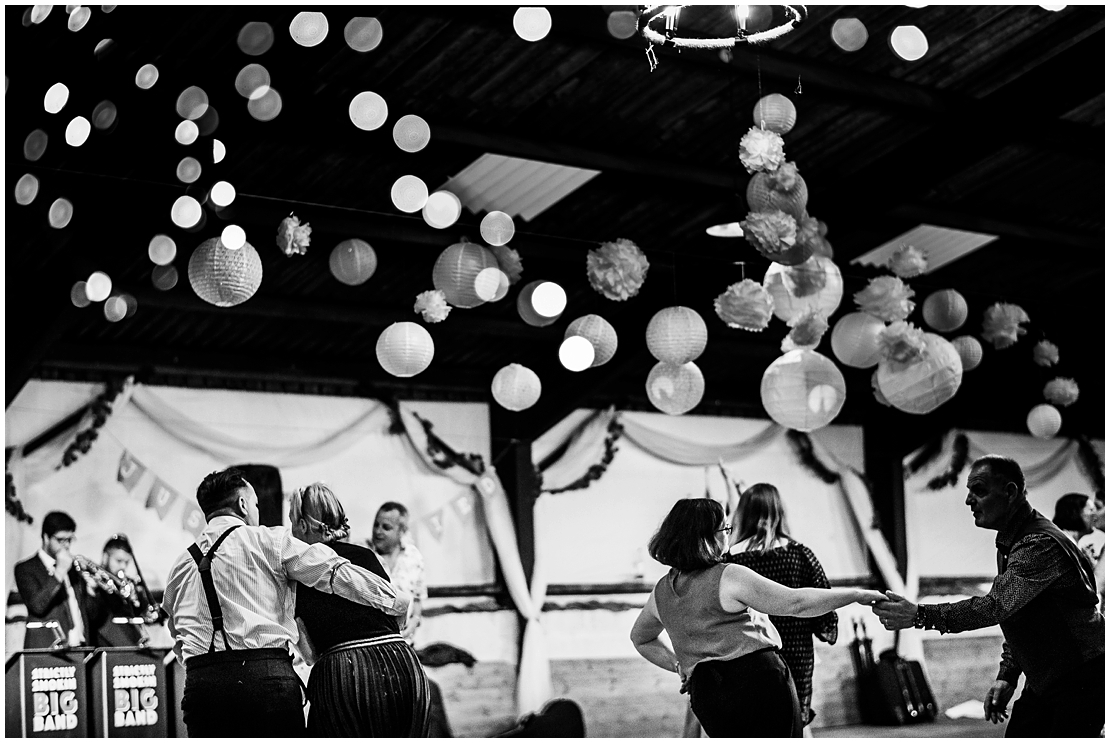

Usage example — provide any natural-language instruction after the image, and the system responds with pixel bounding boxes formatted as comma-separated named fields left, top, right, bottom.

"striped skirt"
left=307, top=635, right=431, bottom=737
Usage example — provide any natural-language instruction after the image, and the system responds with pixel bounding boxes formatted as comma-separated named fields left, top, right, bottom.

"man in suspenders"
left=872, top=455, right=1104, bottom=737
left=162, top=468, right=411, bottom=737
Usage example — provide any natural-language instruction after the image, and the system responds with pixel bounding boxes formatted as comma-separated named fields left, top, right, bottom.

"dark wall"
left=234, top=464, right=284, bottom=527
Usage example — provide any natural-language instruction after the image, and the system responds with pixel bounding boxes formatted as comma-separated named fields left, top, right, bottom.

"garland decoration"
left=926, top=433, right=969, bottom=491
left=545, top=418, right=625, bottom=495
left=6, top=449, right=33, bottom=525
left=411, top=411, right=485, bottom=475
left=59, top=377, right=128, bottom=469
left=1075, top=435, right=1105, bottom=501
left=905, top=434, right=945, bottom=477
left=785, top=430, right=840, bottom=484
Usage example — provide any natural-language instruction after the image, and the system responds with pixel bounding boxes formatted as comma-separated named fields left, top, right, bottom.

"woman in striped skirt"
left=291, top=483, right=431, bottom=736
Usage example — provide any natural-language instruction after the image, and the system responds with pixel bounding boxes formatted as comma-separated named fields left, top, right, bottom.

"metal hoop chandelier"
left=640, top=5, right=807, bottom=51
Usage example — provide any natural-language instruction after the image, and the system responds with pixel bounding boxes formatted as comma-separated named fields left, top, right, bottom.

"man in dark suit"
left=14, top=511, right=98, bottom=649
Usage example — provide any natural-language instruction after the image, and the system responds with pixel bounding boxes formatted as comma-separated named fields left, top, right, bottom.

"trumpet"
left=72, top=554, right=142, bottom=610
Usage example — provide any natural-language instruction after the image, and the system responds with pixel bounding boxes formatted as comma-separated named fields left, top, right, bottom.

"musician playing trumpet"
left=90, top=535, right=162, bottom=647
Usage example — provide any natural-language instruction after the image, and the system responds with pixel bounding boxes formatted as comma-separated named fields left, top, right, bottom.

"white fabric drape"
left=539, top=409, right=615, bottom=492
left=967, top=434, right=1078, bottom=489
left=620, top=416, right=786, bottom=465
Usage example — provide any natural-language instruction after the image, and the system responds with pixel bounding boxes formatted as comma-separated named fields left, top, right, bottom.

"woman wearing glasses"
left=290, top=482, right=430, bottom=736
left=723, top=483, right=838, bottom=730
left=630, top=498, right=883, bottom=738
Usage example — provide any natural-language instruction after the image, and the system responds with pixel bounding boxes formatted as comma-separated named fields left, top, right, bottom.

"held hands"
left=870, top=591, right=917, bottom=631
left=855, top=589, right=888, bottom=606
left=983, top=680, right=1015, bottom=724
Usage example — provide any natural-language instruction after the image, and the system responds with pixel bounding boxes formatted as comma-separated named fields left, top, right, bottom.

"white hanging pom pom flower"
left=490, top=244, right=523, bottom=285
left=877, top=320, right=928, bottom=366
left=888, top=243, right=928, bottom=278
left=276, top=214, right=312, bottom=256
left=586, top=238, right=650, bottom=301
left=981, top=302, right=1029, bottom=349
left=738, top=126, right=785, bottom=174
left=414, top=289, right=451, bottom=323
left=872, top=370, right=892, bottom=407
left=1043, top=377, right=1079, bottom=407
left=854, top=276, right=916, bottom=322
left=1032, top=340, right=1059, bottom=367
left=714, top=279, right=774, bottom=332
left=781, top=309, right=829, bottom=352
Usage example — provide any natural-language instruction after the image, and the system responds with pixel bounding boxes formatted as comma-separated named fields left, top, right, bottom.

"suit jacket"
left=14, top=553, right=100, bottom=649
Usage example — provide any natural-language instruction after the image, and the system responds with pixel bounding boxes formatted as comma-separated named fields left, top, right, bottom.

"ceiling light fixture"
left=640, top=5, right=806, bottom=70
left=706, top=222, right=744, bottom=238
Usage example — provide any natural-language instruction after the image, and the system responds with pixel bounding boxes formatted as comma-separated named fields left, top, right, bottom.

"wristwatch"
left=912, top=604, right=927, bottom=630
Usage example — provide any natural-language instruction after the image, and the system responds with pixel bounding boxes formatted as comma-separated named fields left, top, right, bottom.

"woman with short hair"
left=631, top=498, right=883, bottom=738
left=291, top=483, right=430, bottom=736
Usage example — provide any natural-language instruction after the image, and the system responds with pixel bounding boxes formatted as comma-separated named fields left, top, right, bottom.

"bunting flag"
left=452, top=493, right=474, bottom=520
left=425, top=509, right=445, bottom=541
left=181, top=501, right=207, bottom=538
left=116, top=450, right=146, bottom=492
left=145, top=478, right=179, bottom=520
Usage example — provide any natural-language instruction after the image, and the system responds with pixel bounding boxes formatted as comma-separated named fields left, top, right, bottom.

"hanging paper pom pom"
left=877, top=321, right=928, bottom=365
left=738, top=126, right=785, bottom=174
left=414, top=289, right=451, bottom=323
left=490, top=244, right=523, bottom=285
left=742, top=210, right=812, bottom=265
left=276, top=214, right=311, bottom=256
left=714, top=279, right=774, bottom=331
left=1043, top=377, right=1079, bottom=407
left=807, top=218, right=834, bottom=259
left=888, top=243, right=928, bottom=278
left=781, top=310, right=829, bottom=352
left=872, top=370, right=892, bottom=407
left=587, top=238, right=649, bottom=301
left=768, top=161, right=799, bottom=192
left=854, top=275, right=915, bottom=322
left=1033, top=340, right=1059, bottom=367
left=981, top=302, right=1029, bottom=349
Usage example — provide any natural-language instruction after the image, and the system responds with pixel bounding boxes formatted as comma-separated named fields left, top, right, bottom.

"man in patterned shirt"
left=369, top=501, right=428, bottom=644
left=873, top=455, right=1104, bottom=737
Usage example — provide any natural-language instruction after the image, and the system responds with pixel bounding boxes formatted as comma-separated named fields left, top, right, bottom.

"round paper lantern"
left=876, top=333, right=962, bottom=415
left=752, top=93, right=797, bottom=135
left=746, top=171, right=808, bottom=220
left=480, top=211, right=515, bottom=246
left=516, top=280, right=564, bottom=327
left=433, top=241, right=498, bottom=308
left=951, top=335, right=982, bottom=371
left=831, top=312, right=885, bottom=369
left=763, top=256, right=843, bottom=323
left=376, top=322, right=434, bottom=378
left=646, top=361, right=705, bottom=416
left=565, top=314, right=618, bottom=367
left=330, top=239, right=378, bottom=286
left=1027, top=404, right=1062, bottom=440
left=760, top=350, right=846, bottom=432
left=646, top=306, right=708, bottom=364
left=923, top=289, right=968, bottom=332
left=393, top=114, right=431, bottom=153
left=188, top=237, right=263, bottom=307
left=492, top=364, right=541, bottom=411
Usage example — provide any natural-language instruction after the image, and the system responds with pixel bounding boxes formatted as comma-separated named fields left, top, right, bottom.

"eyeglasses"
left=717, top=524, right=733, bottom=535
left=50, top=535, right=75, bottom=546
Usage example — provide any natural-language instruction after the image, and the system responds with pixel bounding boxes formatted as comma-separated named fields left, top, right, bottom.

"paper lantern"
left=330, top=239, right=378, bottom=286
left=923, top=289, right=968, bottom=332
left=565, top=314, right=618, bottom=367
left=646, top=307, right=707, bottom=364
left=753, top=93, right=797, bottom=134
left=376, top=322, right=433, bottom=378
left=516, top=280, right=565, bottom=327
left=480, top=211, right=515, bottom=246
left=646, top=361, right=705, bottom=416
left=760, top=350, right=846, bottom=432
left=831, top=312, right=885, bottom=368
left=188, top=237, right=262, bottom=307
left=492, top=364, right=541, bottom=411
left=1027, top=404, right=1062, bottom=440
left=433, top=241, right=498, bottom=308
left=746, top=172, right=807, bottom=220
left=763, top=256, right=843, bottom=323
left=876, top=333, right=962, bottom=415
left=951, top=335, right=982, bottom=371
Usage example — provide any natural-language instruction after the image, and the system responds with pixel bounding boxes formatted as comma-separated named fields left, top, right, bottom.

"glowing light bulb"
left=559, top=336, right=595, bottom=372
left=532, top=281, right=566, bottom=318
left=210, top=181, right=236, bottom=207
left=86, top=271, right=112, bottom=302
left=221, top=224, right=246, bottom=250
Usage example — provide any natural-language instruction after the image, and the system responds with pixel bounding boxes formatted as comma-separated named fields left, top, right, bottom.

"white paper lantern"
left=646, top=361, right=705, bottom=416
left=480, top=211, right=515, bottom=246
left=393, top=114, right=430, bottom=153
left=391, top=175, right=428, bottom=213
left=517, top=280, right=564, bottom=327
left=753, top=93, right=797, bottom=134
left=876, top=333, right=962, bottom=415
left=376, top=322, right=434, bottom=378
left=831, top=312, right=885, bottom=369
left=330, top=239, right=378, bottom=286
left=492, top=364, right=541, bottom=411
left=760, top=349, right=846, bottom=432
left=746, top=171, right=808, bottom=220
left=951, top=335, right=982, bottom=371
left=923, top=289, right=968, bottom=332
left=1027, top=404, right=1062, bottom=440
left=565, top=314, right=618, bottom=367
left=423, top=191, right=462, bottom=229
left=188, top=237, right=262, bottom=307
left=646, top=306, right=707, bottom=364
left=763, top=256, right=843, bottom=323
left=433, top=241, right=498, bottom=308
left=290, top=11, right=329, bottom=47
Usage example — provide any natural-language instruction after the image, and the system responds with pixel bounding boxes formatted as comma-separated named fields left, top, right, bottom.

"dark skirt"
left=307, top=636, right=431, bottom=737
left=688, top=648, right=803, bottom=738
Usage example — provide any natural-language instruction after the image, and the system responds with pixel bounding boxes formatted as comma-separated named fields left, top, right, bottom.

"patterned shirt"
left=375, top=542, right=427, bottom=640
left=163, top=516, right=408, bottom=662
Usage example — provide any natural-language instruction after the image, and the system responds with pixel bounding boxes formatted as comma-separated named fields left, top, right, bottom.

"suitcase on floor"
left=873, top=634, right=937, bottom=725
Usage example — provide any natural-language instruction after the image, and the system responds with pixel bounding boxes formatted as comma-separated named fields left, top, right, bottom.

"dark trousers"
left=1006, top=654, right=1104, bottom=738
left=183, top=648, right=305, bottom=738
left=689, top=648, right=803, bottom=738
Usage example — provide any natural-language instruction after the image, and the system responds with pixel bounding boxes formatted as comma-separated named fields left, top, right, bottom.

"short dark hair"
left=648, top=498, right=724, bottom=572
left=1053, top=493, right=1090, bottom=532
left=42, top=511, right=76, bottom=538
left=102, top=536, right=133, bottom=555
left=196, top=468, right=250, bottom=516
left=378, top=501, right=408, bottom=518
left=971, top=455, right=1026, bottom=495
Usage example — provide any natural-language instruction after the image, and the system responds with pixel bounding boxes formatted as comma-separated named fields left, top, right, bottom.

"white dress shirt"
left=162, top=516, right=409, bottom=662
left=37, top=550, right=85, bottom=646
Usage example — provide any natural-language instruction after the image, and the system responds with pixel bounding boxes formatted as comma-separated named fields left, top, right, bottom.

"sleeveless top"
left=653, top=562, right=781, bottom=677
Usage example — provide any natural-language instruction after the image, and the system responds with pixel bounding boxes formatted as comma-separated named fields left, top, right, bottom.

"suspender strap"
left=187, top=525, right=242, bottom=654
